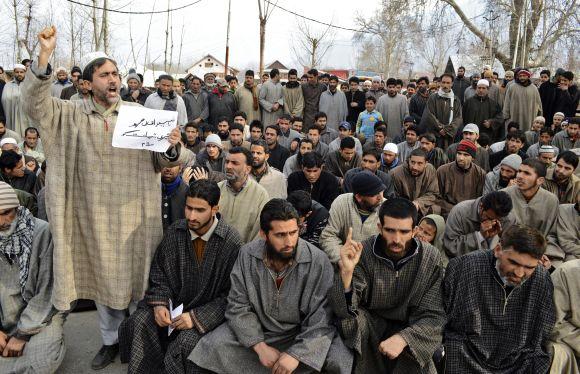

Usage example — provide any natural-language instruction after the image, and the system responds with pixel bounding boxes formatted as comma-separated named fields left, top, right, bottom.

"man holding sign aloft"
left=22, top=26, right=184, bottom=369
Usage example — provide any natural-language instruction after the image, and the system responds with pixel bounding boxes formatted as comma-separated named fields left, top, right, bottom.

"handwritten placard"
left=112, top=105, right=177, bottom=152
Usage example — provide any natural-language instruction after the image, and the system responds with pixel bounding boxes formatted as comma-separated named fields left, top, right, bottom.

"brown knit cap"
left=0, top=182, right=19, bottom=210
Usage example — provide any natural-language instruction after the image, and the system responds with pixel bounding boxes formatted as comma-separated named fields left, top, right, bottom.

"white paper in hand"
left=112, top=105, right=177, bottom=152
left=167, top=299, right=183, bottom=336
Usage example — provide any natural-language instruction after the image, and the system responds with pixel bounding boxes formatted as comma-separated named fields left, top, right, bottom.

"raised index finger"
left=346, top=227, right=353, bottom=243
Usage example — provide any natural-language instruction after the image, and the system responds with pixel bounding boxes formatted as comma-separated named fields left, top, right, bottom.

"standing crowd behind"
left=0, top=27, right=579, bottom=374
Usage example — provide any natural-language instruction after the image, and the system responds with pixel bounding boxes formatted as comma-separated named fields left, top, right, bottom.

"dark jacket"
left=301, top=199, right=329, bottom=248
left=183, top=90, right=209, bottom=123
left=208, top=90, right=237, bottom=126
left=452, top=76, right=470, bottom=103
left=409, top=93, right=430, bottom=125
left=287, top=170, right=340, bottom=210
left=268, top=143, right=291, bottom=171
left=121, top=88, right=152, bottom=106
left=59, top=85, right=78, bottom=100
left=462, top=95, right=503, bottom=142
left=161, top=180, right=189, bottom=231
left=0, top=169, right=37, bottom=195
left=345, top=90, right=366, bottom=125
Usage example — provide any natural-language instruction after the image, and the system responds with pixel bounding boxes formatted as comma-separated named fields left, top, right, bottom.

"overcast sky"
left=1, top=0, right=481, bottom=72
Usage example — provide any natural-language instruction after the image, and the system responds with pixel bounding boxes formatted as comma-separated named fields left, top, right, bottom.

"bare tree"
left=440, top=0, right=579, bottom=69
left=290, top=18, right=335, bottom=69
left=91, top=0, right=109, bottom=53
left=257, top=0, right=277, bottom=76
left=354, top=0, right=425, bottom=77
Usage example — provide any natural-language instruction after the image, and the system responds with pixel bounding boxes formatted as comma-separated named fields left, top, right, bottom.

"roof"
left=265, top=60, right=289, bottom=70
left=187, top=54, right=239, bottom=75
left=446, top=54, right=506, bottom=76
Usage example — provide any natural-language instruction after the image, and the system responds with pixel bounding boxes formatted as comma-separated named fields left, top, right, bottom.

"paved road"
left=59, top=310, right=126, bottom=374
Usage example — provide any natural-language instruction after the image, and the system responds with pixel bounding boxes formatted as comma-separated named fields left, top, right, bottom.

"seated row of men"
left=1, top=170, right=578, bottom=373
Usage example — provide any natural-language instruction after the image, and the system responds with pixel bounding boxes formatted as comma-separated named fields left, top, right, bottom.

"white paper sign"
left=167, top=299, right=183, bottom=336
left=112, top=105, right=177, bottom=152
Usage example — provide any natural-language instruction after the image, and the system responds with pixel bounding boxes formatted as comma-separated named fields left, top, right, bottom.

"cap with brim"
left=339, top=122, right=351, bottom=131
left=462, top=123, right=480, bottom=134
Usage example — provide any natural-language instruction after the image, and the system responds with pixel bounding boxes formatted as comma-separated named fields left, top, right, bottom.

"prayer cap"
left=383, top=143, right=398, bottom=154
left=554, top=112, right=565, bottom=118
left=12, top=64, right=26, bottom=71
left=0, top=182, right=19, bottom=210
left=504, top=71, right=514, bottom=78
left=539, top=145, right=556, bottom=154
left=372, top=76, right=381, bottom=83
left=476, top=79, right=489, bottom=87
left=55, top=66, right=67, bottom=73
left=0, top=138, right=18, bottom=147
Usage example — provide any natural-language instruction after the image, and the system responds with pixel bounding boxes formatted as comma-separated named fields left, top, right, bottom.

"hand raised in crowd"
left=378, top=334, right=407, bottom=359
left=253, top=342, right=280, bottom=369
left=191, top=167, right=209, bottom=181
left=182, top=166, right=195, bottom=185
left=167, top=126, right=181, bottom=147
left=131, top=89, right=140, bottom=101
left=171, top=312, right=193, bottom=330
left=0, top=331, right=8, bottom=351
left=272, top=352, right=300, bottom=374
left=154, top=305, right=172, bottom=328
left=338, top=227, right=364, bottom=290
left=37, top=26, right=57, bottom=67
left=480, top=219, right=502, bottom=239
left=2, top=336, right=26, bottom=357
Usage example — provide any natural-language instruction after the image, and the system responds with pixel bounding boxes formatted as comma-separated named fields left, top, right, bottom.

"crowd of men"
left=0, top=26, right=578, bottom=374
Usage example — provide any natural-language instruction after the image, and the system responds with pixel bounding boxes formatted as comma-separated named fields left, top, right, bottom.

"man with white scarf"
left=0, top=182, right=66, bottom=374
left=420, top=73, right=463, bottom=149
left=1, top=64, right=34, bottom=136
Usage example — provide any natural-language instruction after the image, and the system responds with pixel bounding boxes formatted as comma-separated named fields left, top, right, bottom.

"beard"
left=252, top=160, right=265, bottom=169
left=265, top=239, right=297, bottom=263
left=0, top=219, right=18, bottom=236
left=218, top=131, right=229, bottom=140
left=498, top=176, right=511, bottom=188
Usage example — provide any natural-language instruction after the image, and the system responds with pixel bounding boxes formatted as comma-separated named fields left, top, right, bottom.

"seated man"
left=526, top=127, right=558, bottom=159
left=119, top=180, right=243, bottom=373
left=482, top=154, right=521, bottom=195
left=324, top=137, right=361, bottom=185
left=547, top=260, right=579, bottom=374
left=419, top=132, right=448, bottom=170
left=379, top=143, right=400, bottom=173
left=437, top=140, right=486, bottom=217
left=489, top=130, right=528, bottom=170
left=396, top=125, right=420, bottom=162
left=390, top=148, right=440, bottom=217
left=443, top=225, right=555, bottom=373
left=161, top=163, right=189, bottom=231
left=287, top=190, right=329, bottom=248
left=320, top=171, right=385, bottom=263
left=329, top=198, right=446, bottom=373
left=445, top=124, right=490, bottom=172
left=283, top=138, right=313, bottom=177
left=329, top=122, right=363, bottom=156
left=249, top=139, right=287, bottom=199
left=190, top=199, right=353, bottom=373
left=443, top=191, right=516, bottom=258
left=0, top=150, right=37, bottom=195
left=539, top=145, right=558, bottom=168
left=343, top=149, right=395, bottom=198
left=195, top=134, right=227, bottom=174
left=222, top=123, right=251, bottom=152
left=546, top=197, right=580, bottom=266
left=287, top=152, right=339, bottom=210
left=0, top=182, right=65, bottom=373
left=542, top=151, right=580, bottom=204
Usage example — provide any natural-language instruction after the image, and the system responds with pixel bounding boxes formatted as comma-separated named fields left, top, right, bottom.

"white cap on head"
left=554, top=112, right=565, bottom=118
left=477, top=79, right=489, bottom=87
left=383, top=143, right=398, bottom=154
left=462, top=123, right=480, bottom=134
left=0, top=138, right=18, bottom=147
left=12, top=64, right=26, bottom=71
left=81, top=51, right=110, bottom=71
left=372, top=76, right=382, bottom=83
left=56, top=66, right=67, bottom=73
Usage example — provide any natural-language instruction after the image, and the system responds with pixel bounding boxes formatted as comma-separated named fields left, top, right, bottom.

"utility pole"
left=484, top=9, right=499, bottom=66
left=224, top=0, right=232, bottom=76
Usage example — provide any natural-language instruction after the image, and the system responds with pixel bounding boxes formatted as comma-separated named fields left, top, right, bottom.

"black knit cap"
left=351, top=171, right=385, bottom=196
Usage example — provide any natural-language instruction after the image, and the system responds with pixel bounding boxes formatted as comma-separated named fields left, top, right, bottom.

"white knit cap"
left=372, top=76, right=382, bottom=83
left=539, top=145, right=556, bottom=154
left=12, top=64, right=26, bottom=71
left=55, top=66, right=67, bottom=73
left=0, top=182, right=19, bottom=210
left=383, top=143, right=398, bottom=154
left=81, top=51, right=110, bottom=70
left=477, top=79, right=489, bottom=87
left=463, top=123, right=480, bottom=134
left=205, top=134, right=223, bottom=149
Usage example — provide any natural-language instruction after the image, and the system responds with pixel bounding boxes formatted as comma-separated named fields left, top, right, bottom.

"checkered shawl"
left=443, top=250, right=556, bottom=373
left=0, top=206, right=35, bottom=295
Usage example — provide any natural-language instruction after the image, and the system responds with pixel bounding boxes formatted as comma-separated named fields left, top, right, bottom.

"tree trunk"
left=102, top=0, right=109, bottom=54
left=259, top=18, right=266, bottom=76
left=12, top=0, right=21, bottom=62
